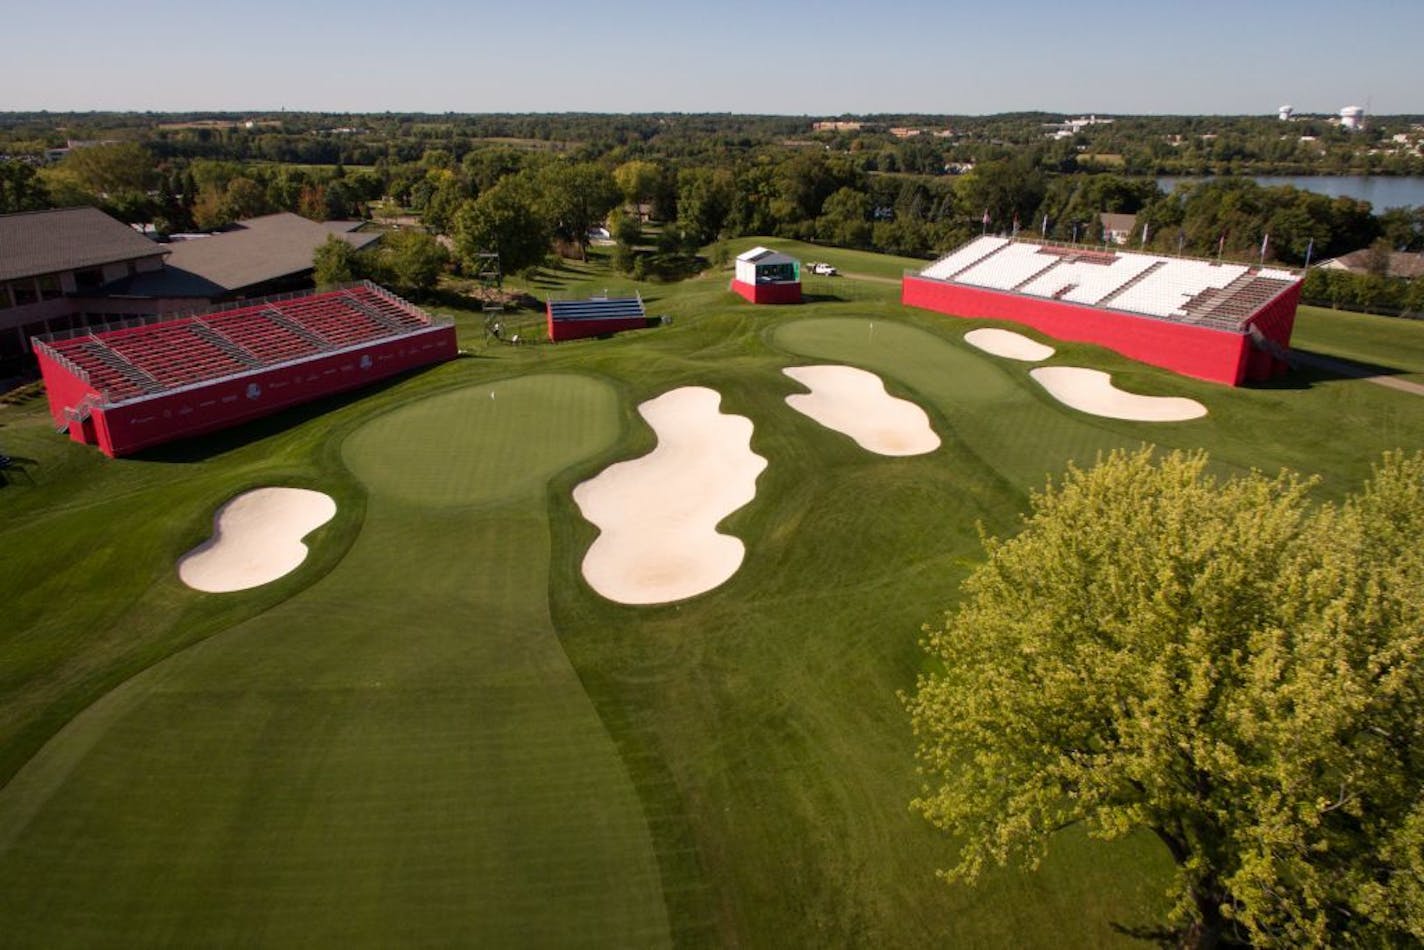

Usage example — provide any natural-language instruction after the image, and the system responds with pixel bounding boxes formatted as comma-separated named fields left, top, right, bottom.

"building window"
left=0, top=283, right=13, bottom=310
left=74, top=269, right=104, bottom=292
left=37, top=274, right=62, bottom=300
left=12, top=279, right=38, bottom=307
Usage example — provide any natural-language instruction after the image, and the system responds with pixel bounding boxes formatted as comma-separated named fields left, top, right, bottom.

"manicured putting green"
left=0, top=374, right=671, bottom=946
left=344, top=373, right=623, bottom=507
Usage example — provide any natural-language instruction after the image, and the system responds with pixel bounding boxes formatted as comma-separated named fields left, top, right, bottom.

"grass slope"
left=0, top=376, right=670, bottom=946
left=1, top=243, right=1422, bottom=946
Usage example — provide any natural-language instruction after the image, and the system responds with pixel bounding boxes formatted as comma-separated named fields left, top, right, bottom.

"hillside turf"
left=1, top=243, right=1421, bottom=946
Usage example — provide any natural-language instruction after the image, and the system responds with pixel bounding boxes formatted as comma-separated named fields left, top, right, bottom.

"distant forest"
left=2, top=111, right=1421, bottom=312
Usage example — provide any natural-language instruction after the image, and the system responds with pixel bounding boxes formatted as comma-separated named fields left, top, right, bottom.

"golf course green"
left=1, top=241, right=1421, bottom=946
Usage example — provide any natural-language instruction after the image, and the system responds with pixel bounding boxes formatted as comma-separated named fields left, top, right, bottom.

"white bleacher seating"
left=920, top=236, right=1009, bottom=280
left=955, top=242, right=1059, bottom=291
left=1107, top=260, right=1247, bottom=318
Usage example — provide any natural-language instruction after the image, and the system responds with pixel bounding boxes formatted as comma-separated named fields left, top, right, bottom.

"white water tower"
left=1278, top=105, right=1293, bottom=121
left=1340, top=105, right=1365, bottom=131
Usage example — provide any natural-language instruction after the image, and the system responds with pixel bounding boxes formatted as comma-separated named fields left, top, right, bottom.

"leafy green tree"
left=59, top=142, right=156, bottom=196
left=461, top=147, right=525, bottom=192
left=536, top=162, right=619, bottom=260
left=816, top=186, right=872, bottom=248
left=224, top=177, right=268, bottom=220
left=0, top=161, right=51, bottom=213
left=907, top=448, right=1424, bottom=948
left=373, top=230, right=448, bottom=298
left=312, top=234, right=364, bottom=287
left=613, top=160, right=661, bottom=209
left=677, top=166, right=735, bottom=246
left=451, top=177, right=550, bottom=275
left=416, top=170, right=471, bottom=235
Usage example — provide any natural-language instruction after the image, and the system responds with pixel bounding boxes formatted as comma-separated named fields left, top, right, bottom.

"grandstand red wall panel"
left=34, top=348, right=101, bottom=431
left=89, top=327, right=456, bottom=457
left=902, top=276, right=1253, bottom=385
left=731, top=279, right=801, bottom=305
left=545, top=309, right=650, bottom=342
left=1242, top=283, right=1302, bottom=379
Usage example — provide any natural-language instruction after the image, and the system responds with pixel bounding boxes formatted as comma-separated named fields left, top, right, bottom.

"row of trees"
left=3, top=125, right=1420, bottom=302
left=7, top=111, right=1421, bottom=178
left=0, top=143, right=383, bottom=230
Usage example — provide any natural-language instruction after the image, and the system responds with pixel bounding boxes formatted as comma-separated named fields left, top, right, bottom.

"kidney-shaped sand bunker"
left=783, top=365, right=940, bottom=456
left=1030, top=366, right=1208, bottom=422
left=178, top=487, right=337, bottom=593
left=964, top=328, right=1056, bottom=362
left=573, top=387, right=767, bottom=606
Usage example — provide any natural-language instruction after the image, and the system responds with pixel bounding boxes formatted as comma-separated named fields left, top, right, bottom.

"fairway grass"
left=2, top=243, right=1422, bottom=947
left=0, top=376, right=671, bottom=946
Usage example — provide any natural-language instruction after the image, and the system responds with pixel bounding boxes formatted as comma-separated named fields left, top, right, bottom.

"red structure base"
left=901, top=277, right=1299, bottom=386
left=38, top=327, right=457, bottom=457
left=731, top=279, right=801, bottom=305
left=546, top=314, right=651, bottom=342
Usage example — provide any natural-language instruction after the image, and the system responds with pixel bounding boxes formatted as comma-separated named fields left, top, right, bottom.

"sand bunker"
left=783, top=365, right=940, bottom=456
left=178, top=487, right=337, bottom=593
left=1029, top=367, right=1208, bottom=422
left=573, top=387, right=767, bottom=605
left=964, top=328, right=1056, bottom=362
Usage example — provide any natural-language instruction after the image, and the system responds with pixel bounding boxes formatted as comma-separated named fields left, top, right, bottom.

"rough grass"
left=1, top=244, right=1422, bottom=946
left=1292, top=304, right=1424, bottom=383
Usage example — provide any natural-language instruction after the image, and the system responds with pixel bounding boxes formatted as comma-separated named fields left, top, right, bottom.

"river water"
left=1156, top=176, right=1424, bottom=209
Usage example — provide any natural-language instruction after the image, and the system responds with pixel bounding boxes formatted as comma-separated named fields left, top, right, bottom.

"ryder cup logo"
left=246, top=382, right=262, bottom=400
left=359, top=354, right=373, bottom=370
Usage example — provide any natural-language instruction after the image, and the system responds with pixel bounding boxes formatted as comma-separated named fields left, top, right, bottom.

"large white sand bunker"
left=964, top=328, right=1056, bottom=362
left=783, top=365, right=940, bottom=456
left=1030, top=367, right=1208, bottom=422
left=178, top=488, right=338, bottom=593
left=574, top=387, right=768, bottom=605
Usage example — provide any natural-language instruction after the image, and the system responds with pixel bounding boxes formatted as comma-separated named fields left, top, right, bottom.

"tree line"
left=2, top=115, right=1421, bottom=313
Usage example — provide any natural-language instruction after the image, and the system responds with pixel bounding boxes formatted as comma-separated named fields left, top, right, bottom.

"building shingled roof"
left=0, top=206, right=167, bottom=283
left=113, top=213, right=383, bottom=297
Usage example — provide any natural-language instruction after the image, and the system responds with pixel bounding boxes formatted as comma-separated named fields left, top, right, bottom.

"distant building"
left=112, top=213, right=380, bottom=300
left=0, top=207, right=168, bottom=364
left=813, top=121, right=863, bottom=132
left=0, top=208, right=380, bottom=370
left=1278, top=105, right=1294, bottom=121
left=1099, top=213, right=1139, bottom=246
left=1320, top=248, right=1424, bottom=280
left=1340, top=106, right=1366, bottom=131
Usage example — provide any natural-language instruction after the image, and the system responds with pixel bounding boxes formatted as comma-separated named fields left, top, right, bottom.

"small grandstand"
left=35, top=282, right=457, bottom=457
left=546, top=294, right=653, bottom=342
left=903, top=236, right=1302, bottom=385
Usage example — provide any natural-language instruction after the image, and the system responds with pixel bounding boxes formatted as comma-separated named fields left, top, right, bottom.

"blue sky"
left=5, top=0, right=1421, bottom=115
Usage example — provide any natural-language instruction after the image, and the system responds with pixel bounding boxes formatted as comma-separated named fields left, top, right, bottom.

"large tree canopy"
left=906, top=448, right=1424, bottom=947
left=450, top=176, right=550, bottom=276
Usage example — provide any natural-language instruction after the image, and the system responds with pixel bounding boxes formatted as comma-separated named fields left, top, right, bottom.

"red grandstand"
left=34, top=282, right=457, bottom=457
left=902, top=237, right=1302, bottom=385
left=546, top=294, right=652, bottom=342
